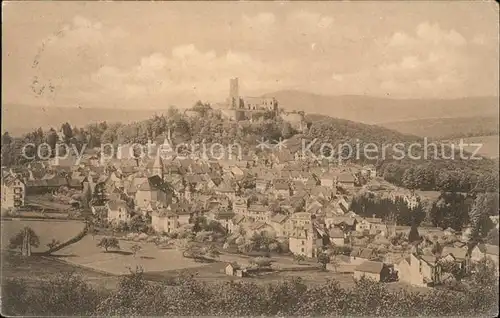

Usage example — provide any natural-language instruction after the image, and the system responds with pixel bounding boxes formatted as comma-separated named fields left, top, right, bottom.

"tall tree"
left=430, top=192, right=470, bottom=231
left=45, top=128, right=58, bottom=155
left=9, top=227, right=40, bottom=253
left=469, top=193, right=499, bottom=242
left=61, top=122, right=73, bottom=143
left=2, top=131, right=13, bottom=145
left=408, top=223, right=421, bottom=244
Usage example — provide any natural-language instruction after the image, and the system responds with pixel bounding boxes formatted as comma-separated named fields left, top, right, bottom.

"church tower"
left=152, top=153, right=164, bottom=180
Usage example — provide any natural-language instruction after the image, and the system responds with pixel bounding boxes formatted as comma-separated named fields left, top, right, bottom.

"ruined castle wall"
left=280, top=111, right=307, bottom=132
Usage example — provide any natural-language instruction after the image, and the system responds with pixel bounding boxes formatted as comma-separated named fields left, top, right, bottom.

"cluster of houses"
left=1, top=139, right=373, bottom=239
left=1, top=139, right=498, bottom=287
left=348, top=241, right=499, bottom=286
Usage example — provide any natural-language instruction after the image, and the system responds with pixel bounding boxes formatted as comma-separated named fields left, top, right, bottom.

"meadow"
left=1, top=251, right=120, bottom=290
left=1, top=219, right=431, bottom=293
left=449, top=134, right=499, bottom=159
left=1, top=219, right=86, bottom=253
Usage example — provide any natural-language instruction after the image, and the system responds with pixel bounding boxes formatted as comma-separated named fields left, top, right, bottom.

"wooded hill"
left=2, top=106, right=498, bottom=193
left=380, top=116, right=499, bottom=140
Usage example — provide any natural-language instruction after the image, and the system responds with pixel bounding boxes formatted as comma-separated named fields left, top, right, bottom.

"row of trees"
left=429, top=191, right=498, bottom=243
left=1, top=104, right=295, bottom=165
left=350, top=194, right=426, bottom=226
left=1, top=123, right=99, bottom=166
left=378, top=161, right=498, bottom=193
left=3, top=259, right=498, bottom=316
left=227, top=232, right=289, bottom=255
left=351, top=190, right=499, bottom=244
left=304, top=117, right=498, bottom=193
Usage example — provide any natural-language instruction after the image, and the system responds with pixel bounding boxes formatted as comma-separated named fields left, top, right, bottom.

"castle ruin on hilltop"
left=185, top=77, right=308, bottom=132
left=219, top=77, right=279, bottom=121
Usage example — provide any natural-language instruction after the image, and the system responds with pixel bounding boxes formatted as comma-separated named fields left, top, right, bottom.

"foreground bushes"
left=2, top=261, right=498, bottom=316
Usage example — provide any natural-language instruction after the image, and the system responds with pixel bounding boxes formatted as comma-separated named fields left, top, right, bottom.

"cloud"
left=379, top=56, right=423, bottom=72
left=281, top=10, right=334, bottom=53
left=72, top=16, right=102, bottom=30
left=322, top=45, right=468, bottom=98
left=388, top=32, right=416, bottom=47
left=44, top=16, right=126, bottom=48
left=139, top=53, right=167, bottom=72
left=365, top=21, right=478, bottom=97
left=472, top=34, right=487, bottom=45
left=388, top=22, right=466, bottom=48
left=288, top=11, right=334, bottom=30
left=241, top=12, right=277, bottom=43
left=375, top=51, right=464, bottom=96
left=416, top=22, right=466, bottom=46
left=90, top=44, right=293, bottom=105
left=243, top=12, right=276, bottom=29
left=331, top=73, right=344, bottom=82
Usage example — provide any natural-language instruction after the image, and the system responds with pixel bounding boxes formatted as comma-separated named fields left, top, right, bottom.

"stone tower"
left=229, top=78, right=239, bottom=109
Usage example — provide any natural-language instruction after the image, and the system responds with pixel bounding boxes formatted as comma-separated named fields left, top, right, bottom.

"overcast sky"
left=2, top=1, right=499, bottom=109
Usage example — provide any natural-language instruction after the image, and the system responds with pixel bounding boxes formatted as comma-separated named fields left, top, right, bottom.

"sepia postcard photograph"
left=1, top=0, right=499, bottom=316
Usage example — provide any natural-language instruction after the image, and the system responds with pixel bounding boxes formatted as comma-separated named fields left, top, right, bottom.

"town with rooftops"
left=2, top=1, right=499, bottom=316
left=2, top=77, right=498, bottom=298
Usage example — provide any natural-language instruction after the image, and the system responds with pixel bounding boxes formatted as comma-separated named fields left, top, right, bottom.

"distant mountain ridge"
left=2, top=104, right=167, bottom=136
left=263, top=90, right=498, bottom=124
left=3, top=91, right=498, bottom=136
left=380, top=116, right=499, bottom=139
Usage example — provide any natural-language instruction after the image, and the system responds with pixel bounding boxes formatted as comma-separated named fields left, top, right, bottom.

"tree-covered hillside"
left=380, top=116, right=499, bottom=140
left=1, top=105, right=498, bottom=193
left=301, top=116, right=498, bottom=193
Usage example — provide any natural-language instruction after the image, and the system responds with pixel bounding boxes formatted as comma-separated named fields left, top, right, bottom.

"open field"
left=49, top=234, right=364, bottom=287
left=1, top=220, right=432, bottom=293
left=1, top=251, right=120, bottom=290
left=2, top=229, right=431, bottom=293
left=1, top=219, right=86, bottom=253
left=2, top=211, right=71, bottom=219
left=143, top=265, right=354, bottom=286
left=54, top=235, right=215, bottom=275
left=141, top=255, right=357, bottom=287
left=53, top=235, right=321, bottom=275
left=25, top=196, right=75, bottom=211
left=448, top=135, right=499, bottom=159
left=380, top=116, right=499, bottom=139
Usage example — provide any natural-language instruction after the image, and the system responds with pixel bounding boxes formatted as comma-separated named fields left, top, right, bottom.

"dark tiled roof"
left=215, top=210, right=235, bottom=220
left=107, top=199, right=129, bottom=211
left=337, top=172, right=356, bottom=183
left=478, top=244, right=499, bottom=256
left=2, top=175, right=23, bottom=186
left=328, top=216, right=357, bottom=226
left=359, top=248, right=376, bottom=259
left=355, top=260, right=384, bottom=274
left=442, top=246, right=468, bottom=260
left=274, top=181, right=289, bottom=191
left=233, top=214, right=246, bottom=224
left=270, top=214, right=288, bottom=224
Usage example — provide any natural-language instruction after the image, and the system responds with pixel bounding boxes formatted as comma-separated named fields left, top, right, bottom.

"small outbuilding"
left=353, top=260, right=390, bottom=282
left=225, top=263, right=248, bottom=277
